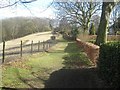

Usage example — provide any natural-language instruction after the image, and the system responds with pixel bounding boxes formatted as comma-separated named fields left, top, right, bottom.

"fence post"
left=31, top=40, right=33, bottom=54
left=45, top=41, right=47, bottom=51
left=43, top=41, right=45, bottom=51
left=47, top=41, right=49, bottom=50
left=38, top=41, right=40, bottom=52
left=48, top=41, right=50, bottom=49
left=20, top=40, right=23, bottom=57
left=2, top=41, right=5, bottom=63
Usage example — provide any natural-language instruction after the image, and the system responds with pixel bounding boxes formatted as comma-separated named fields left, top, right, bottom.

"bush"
left=62, top=33, right=76, bottom=41
left=88, top=40, right=95, bottom=44
left=51, top=36, right=56, bottom=40
left=97, top=42, right=120, bottom=88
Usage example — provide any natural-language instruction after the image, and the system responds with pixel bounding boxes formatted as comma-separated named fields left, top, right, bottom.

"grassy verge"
left=2, top=37, right=93, bottom=88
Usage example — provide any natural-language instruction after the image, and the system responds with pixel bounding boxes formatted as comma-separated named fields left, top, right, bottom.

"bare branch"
left=20, top=0, right=37, bottom=3
left=0, top=1, right=19, bottom=9
left=53, top=1, right=102, bottom=31
left=0, top=0, right=37, bottom=9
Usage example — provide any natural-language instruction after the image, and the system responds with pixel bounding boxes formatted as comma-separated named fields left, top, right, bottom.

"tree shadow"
left=2, top=68, right=49, bottom=89
left=63, top=42, right=93, bottom=69
left=44, top=68, right=105, bottom=88
left=44, top=42, right=105, bottom=88
left=2, top=42, right=105, bottom=89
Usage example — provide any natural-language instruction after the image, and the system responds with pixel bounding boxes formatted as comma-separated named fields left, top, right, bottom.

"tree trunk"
left=95, top=2, right=114, bottom=46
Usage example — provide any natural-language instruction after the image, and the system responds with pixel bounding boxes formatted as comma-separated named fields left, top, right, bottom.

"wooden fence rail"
left=2, top=40, right=54, bottom=64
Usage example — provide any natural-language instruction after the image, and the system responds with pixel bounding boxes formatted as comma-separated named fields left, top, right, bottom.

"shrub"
left=51, top=36, right=56, bottom=40
left=88, top=40, right=95, bottom=44
left=97, top=41, right=120, bottom=88
left=62, top=33, right=76, bottom=40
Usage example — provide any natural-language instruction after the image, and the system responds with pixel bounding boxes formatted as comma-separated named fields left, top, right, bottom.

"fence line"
left=1, top=39, right=56, bottom=64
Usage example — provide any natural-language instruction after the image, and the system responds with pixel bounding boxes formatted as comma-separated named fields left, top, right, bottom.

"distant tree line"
left=1, top=17, right=53, bottom=41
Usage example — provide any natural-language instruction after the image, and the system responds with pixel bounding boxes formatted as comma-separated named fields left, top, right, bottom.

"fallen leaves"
left=2, top=57, right=31, bottom=70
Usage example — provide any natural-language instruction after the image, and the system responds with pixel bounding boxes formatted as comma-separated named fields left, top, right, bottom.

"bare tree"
left=53, top=1, right=101, bottom=33
left=95, top=1, right=115, bottom=45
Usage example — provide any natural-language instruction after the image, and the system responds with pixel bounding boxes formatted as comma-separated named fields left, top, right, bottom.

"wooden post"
left=43, top=41, right=45, bottom=51
left=20, top=40, right=22, bottom=57
left=44, top=41, right=46, bottom=51
left=50, top=42, right=52, bottom=47
left=38, top=41, right=40, bottom=52
left=48, top=42, right=50, bottom=49
left=46, top=41, right=48, bottom=50
left=2, top=41, right=5, bottom=63
left=31, top=40, right=33, bottom=54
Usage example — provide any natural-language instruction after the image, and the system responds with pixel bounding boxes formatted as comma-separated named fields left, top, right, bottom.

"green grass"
left=2, top=37, right=93, bottom=88
left=63, top=42, right=93, bottom=69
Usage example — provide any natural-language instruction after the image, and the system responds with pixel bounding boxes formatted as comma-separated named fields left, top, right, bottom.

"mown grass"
left=2, top=37, right=93, bottom=88
left=63, top=42, right=93, bottom=69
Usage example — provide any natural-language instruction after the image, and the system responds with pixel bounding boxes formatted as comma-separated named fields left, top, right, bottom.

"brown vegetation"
left=76, top=38, right=99, bottom=65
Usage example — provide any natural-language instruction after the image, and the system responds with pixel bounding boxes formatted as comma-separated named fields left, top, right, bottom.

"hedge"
left=97, top=41, right=120, bottom=88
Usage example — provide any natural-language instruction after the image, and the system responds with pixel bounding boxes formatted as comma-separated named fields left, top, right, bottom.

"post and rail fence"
left=1, top=39, right=56, bottom=64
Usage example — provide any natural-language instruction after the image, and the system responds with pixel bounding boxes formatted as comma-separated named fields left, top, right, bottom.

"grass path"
left=2, top=38, right=67, bottom=88
left=2, top=37, right=104, bottom=89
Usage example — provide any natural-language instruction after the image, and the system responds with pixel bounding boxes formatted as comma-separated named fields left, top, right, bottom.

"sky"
left=0, top=0, right=55, bottom=19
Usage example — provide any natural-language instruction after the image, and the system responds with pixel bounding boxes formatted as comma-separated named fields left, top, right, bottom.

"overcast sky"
left=0, top=0, right=55, bottom=19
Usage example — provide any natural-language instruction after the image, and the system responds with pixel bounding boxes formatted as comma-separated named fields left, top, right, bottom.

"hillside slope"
left=0, top=31, right=52, bottom=50
left=0, top=31, right=53, bottom=61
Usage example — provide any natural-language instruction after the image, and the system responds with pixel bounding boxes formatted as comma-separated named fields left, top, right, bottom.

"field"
left=0, top=31, right=52, bottom=50
left=0, top=31, right=55, bottom=63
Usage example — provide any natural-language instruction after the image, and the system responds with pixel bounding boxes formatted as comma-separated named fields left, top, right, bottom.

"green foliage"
left=89, top=23, right=95, bottom=35
left=71, top=26, right=79, bottom=38
left=62, top=26, right=79, bottom=40
left=117, top=31, right=120, bottom=35
left=88, top=40, right=95, bottom=44
left=97, top=41, right=120, bottom=88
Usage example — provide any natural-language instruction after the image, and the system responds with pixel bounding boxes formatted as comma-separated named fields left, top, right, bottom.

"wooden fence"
left=1, top=40, right=55, bottom=63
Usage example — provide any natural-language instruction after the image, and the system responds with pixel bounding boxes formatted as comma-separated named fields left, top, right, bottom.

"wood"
left=43, top=41, right=45, bottom=51
left=31, top=40, right=33, bottom=54
left=2, top=41, right=5, bottom=63
left=20, top=40, right=23, bottom=57
left=38, top=41, right=40, bottom=52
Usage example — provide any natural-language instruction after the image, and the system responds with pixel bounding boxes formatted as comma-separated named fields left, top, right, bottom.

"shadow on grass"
left=2, top=41, right=105, bottom=89
left=63, top=42, right=93, bottom=69
left=44, top=68, right=105, bottom=88
left=44, top=42, right=105, bottom=88
left=2, top=68, right=50, bottom=89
